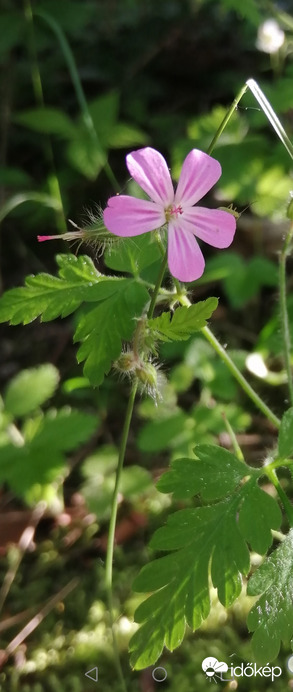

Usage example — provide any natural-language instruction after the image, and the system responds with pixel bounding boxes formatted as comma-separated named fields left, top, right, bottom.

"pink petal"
left=126, top=148, right=174, bottom=206
left=182, top=207, right=236, bottom=248
left=168, top=221, right=205, bottom=282
left=175, top=150, right=221, bottom=206
left=103, top=195, right=165, bottom=237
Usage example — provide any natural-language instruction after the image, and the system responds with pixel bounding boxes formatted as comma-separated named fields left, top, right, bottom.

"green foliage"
left=4, top=364, right=59, bottom=417
left=0, top=401, right=98, bottom=506
left=104, top=233, right=161, bottom=275
left=15, top=93, right=148, bottom=181
left=201, top=253, right=278, bottom=308
left=129, top=445, right=281, bottom=668
left=247, top=530, right=293, bottom=663
left=81, top=444, right=152, bottom=519
left=205, top=0, right=261, bottom=23
left=278, top=407, right=293, bottom=458
left=75, top=279, right=149, bottom=385
left=0, top=254, right=149, bottom=386
left=148, top=298, right=218, bottom=342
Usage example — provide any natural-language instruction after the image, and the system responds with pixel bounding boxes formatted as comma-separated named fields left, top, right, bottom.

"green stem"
left=279, top=223, right=293, bottom=406
left=264, top=466, right=293, bottom=526
left=23, top=0, right=67, bottom=234
left=105, top=382, right=137, bottom=692
left=201, top=326, right=281, bottom=428
left=34, top=9, right=120, bottom=192
left=147, top=250, right=168, bottom=319
left=207, top=83, right=248, bottom=155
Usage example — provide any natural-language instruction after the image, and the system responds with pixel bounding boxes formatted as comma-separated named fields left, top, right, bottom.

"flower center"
left=165, top=204, right=183, bottom=222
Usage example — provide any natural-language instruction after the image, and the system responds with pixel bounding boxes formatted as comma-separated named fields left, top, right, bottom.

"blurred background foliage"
left=1, top=0, right=293, bottom=689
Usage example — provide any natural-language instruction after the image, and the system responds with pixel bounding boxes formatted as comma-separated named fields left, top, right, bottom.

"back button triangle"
left=85, top=666, right=98, bottom=682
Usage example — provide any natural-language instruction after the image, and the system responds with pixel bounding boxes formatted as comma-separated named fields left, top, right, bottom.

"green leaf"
left=238, top=483, right=282, bottom=554
left=138, top=412, right=188, bottom=453
left=81, top=446, right=152, bottom=519
left=3, top=364, right=59, bottom=417
left=130, top=501, right=250, bottom=669
left=88, top=91, right=119, bottom=144
left=148, top=298, right=218, bottom=342
left=0, top=254, right=119, bottom=324
left=202, top=253, right=278, bottom=308
left=130, top=444, right=281, bottom=668
left=278, top=407, right=293, bottom=458
left=108, top=122, right=148, bottom=148
left=66, top=130, right=106, bottom=180
left=0, top=408, right=98, bottom=505
left=75, top=280, right=148, bottom=385
left=14, top=108, right=76, bottom=137
left=247, top=530, right=293, bottom=663
left=157, top=444, right=249, bottom=500
left=104, top=234, right=161, bottom=275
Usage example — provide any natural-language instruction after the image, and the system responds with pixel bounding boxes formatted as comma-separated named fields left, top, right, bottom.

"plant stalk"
left=34, top=9, right=120, bottom=192
left=264, top=466, right=293, bottom=527
left=201, top=326, right=281, bottom=428
left=279, top=223, right=293, bottom=406
left=105, top=381, right=137, bottom=692
left=207, top=83, right=248, bottom=155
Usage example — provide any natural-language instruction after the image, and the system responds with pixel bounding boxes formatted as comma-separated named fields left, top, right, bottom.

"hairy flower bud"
left=135, top=362, right=158, bottom=388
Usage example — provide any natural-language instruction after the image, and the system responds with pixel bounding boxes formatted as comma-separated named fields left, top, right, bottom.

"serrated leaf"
left=4, top=364, right=59, bottom=417
left=157, top=444, right=249, bottom=500
left=0, top=254, right=119, bottom=325
left=247, top=530, right=293, bottom=663
left=278, top=407, right=293, bottom=458
left=130, top=444, right=282, bottom=669
left=238, top=484, right=282, bottom=554
left=130, top=500, right=250, bottom=669
left=148, top=298, right=218, bottom=342
left=75, top=280, right=149, bottom=385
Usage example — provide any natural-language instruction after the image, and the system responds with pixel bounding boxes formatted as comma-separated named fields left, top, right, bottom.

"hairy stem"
left=264, top=466, right=293, bottom=527
left=105, top=382, right=137, bottom=692
left=147, top=249, right=168, bottom=318
left=201, top=326, right=281, bottom=428
left=279, top=223, right=293, bottom=406
left=105, top=249, right=168, bottom=689
left=207, top=83, right=248, bottom=155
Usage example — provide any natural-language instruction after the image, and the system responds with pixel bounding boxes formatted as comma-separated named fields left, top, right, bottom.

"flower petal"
left=103, top=195, right=165, bottom=236
left=168, top=220, right=205, bottom=282
left=182, top=207, right=236, bottom=248
left=175, top=150, right=221, bottom=206
left=126, top=148, right=174, bottom=206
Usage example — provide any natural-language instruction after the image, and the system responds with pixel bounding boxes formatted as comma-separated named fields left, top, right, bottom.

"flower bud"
left=135, top=362, right=158, bottom=389
left=114, top=351, right=137, bottom=373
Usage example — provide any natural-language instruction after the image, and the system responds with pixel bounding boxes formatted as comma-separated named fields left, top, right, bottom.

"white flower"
left=256, top=19, right=285, bottom=54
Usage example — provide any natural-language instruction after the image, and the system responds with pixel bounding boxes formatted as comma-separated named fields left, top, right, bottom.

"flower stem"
left=279, top=223, right=293, bottom=406
left=147, top=250, right=168, bottom=319
left=201, top=326, right=281, bottom=428
left=207, top=83, right=248, bottom=155
left=105, top=381, right=137, bottom=692
left=264, top=466, right=293, bottom=527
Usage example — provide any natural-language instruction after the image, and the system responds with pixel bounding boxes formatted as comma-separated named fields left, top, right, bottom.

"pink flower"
left=103, top=147, right=236, bottom=282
